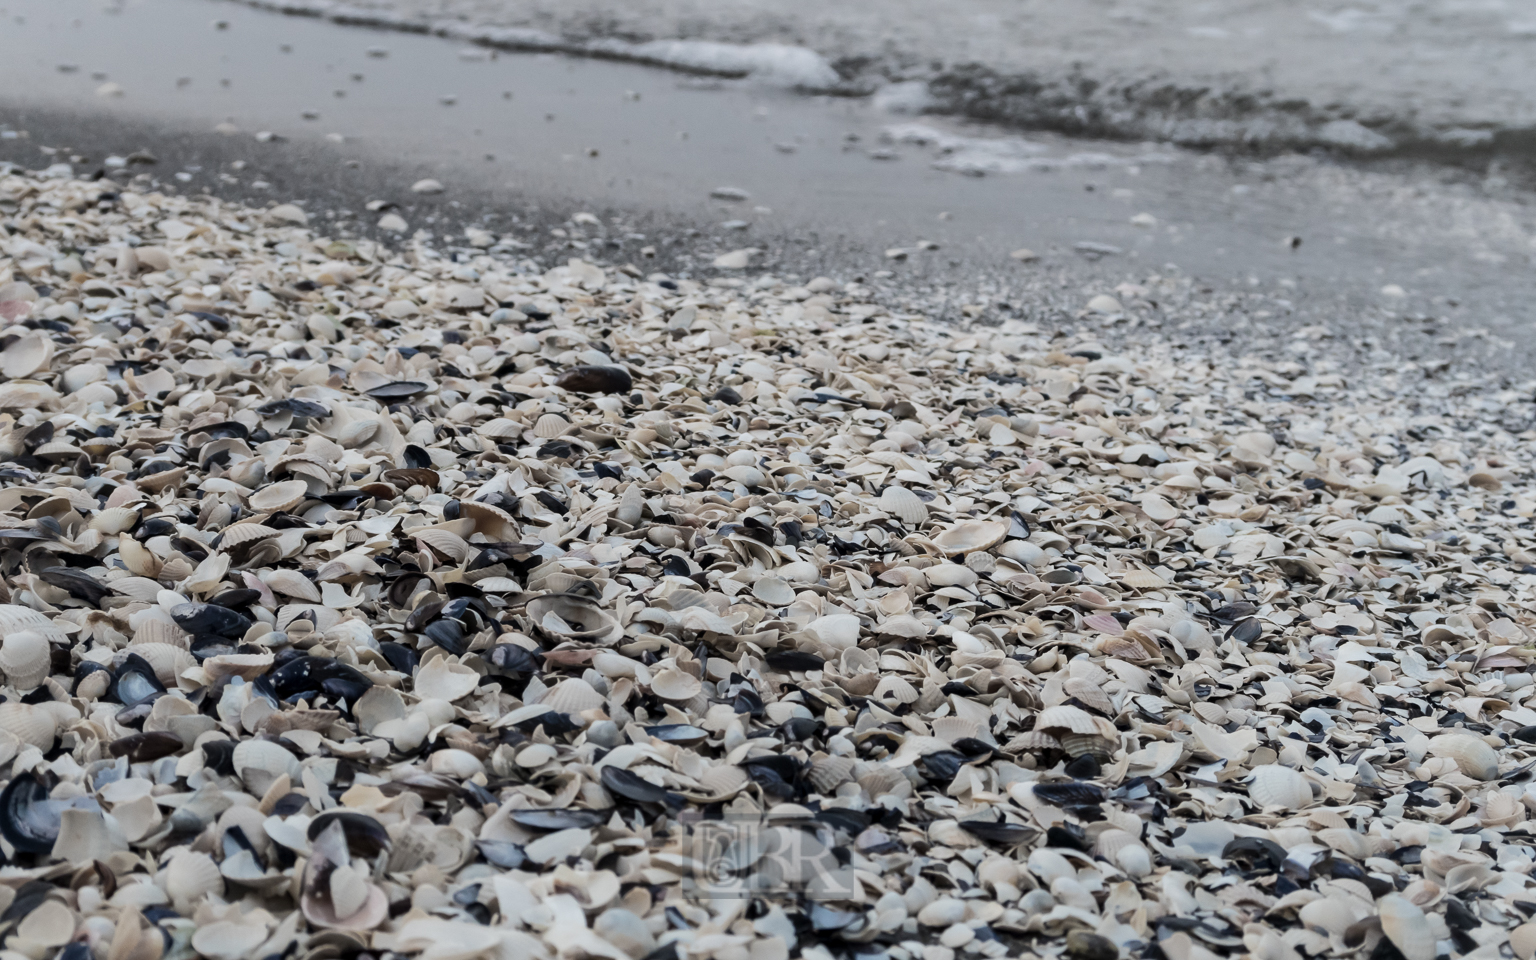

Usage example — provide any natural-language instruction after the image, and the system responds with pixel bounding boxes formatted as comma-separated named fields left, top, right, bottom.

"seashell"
left=751, top=577, right=796, bottom=607
left=0, top=605, right=68, bottom=642
left=1060, top=733, right=1116, bottom=761
left=1378, top=894, right=1434, bottom=960
left=118, top=535, right=162, bottom=577
left=650, top=668, right=703, bottom=701
left=338, top=418, right=379, bottom=449
left=165, top=850, right=224, bottom=910
left=2, top=332, right=53, bottom=379
left=232, top=738, right=300, bottom=795
left=542, top=677, right=606, bottom=714
left=1035, top=704, right=1106, bottom=736
left=219, top=523, right=279, bottom=549
left=1512, top=923, right=1536, bottom=960
left=555, top=365, right=633, bottom=394
left=0, top=631, right=52, bottom=689
left=132, top=618, right=186, bottom=647
left=873, top=675, right=919, bottom=704
left=1247, top=764, right=1313, bottom=810
left=0, top=702, right=56, bottom=749
left=925, top=563, right=978, bottom=588
left=126, top=641, right=197, bottom=685
left=1063, top=677, right=1115, bottom=715
left=1095, top=828, right=1151, bottom=878
left=525, top=593, right=622, bottom=645
left=931, top=519, right=1009, bottom=556
left=413, top=656, right=482, bottom=701
left=880, top=486, right=928, bottom=524
left=264, top=569, right=322, bottom=602
left=248, top=479, right=310, bottom=513
left=476, top=417, right=524, bottom=439
left=807, top=756, right=856, bottom=792
left=90, top=506, right=144, bottom=534
left=534, top=413, right=571, bottom=438
left=1428, top=734, right=1499, bottom=780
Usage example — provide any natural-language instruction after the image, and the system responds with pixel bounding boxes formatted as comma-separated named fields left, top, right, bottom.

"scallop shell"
left=165, top=851, right=224, bottom=910
left=248, top=479, right=310, bottom=513
left=460, top=500, right=520, bottom=541
left=1035, top=704, right=1106, bottom=736
left=126, top=641, right=197, bottom=685
left=534, top=414, right=571, bottom=439
left=931, top=519, right=1009, bottom=556
left=1378, top=894, right=1434, bottom=960
left=873, top=676, right=919, bottom=704
left=90, top=506, right=143, bottom=535
left=118, top=536, right=162, bottom=577
left=541, top=677, right=606, bottom=714
left=1094, top=829, right=1151, bottom=878
left=1429, top=734, right=1499, bottom=780
left=133, top=618, right=187, bottom=648
left=650, top=668, right=703, bottom=701
left=139, top=467, right=187, bottom=493
left=476, top=417, right=524, bottom=440
left=232, top=738, right=301, bottom=795
left=1247, top=764, right=1313, bottom=810
left=1063, top=677, right=1115, bottom=715
left=0, top=702, right=56, bottom=749
left=338, top=418, right=379, bottom=449
left=696, top=764, right=751, bottom=797
left=220, top=523, right=279, bottom=549
left=1059, top=733, right=1117, bottom=761
left=0, top=631, right=52, bottom=689
left=0, top=605, right=67, bottom=642
left=265, top=569, right=322, bottom=602
left=880, top=486, right=928, bottom=525
left=414, top=527, right=470, bottom=562
left=807, top=756, right=856, bottom=792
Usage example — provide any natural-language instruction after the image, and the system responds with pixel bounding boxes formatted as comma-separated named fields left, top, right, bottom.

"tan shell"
left=220, top=523, right=279, bottom=548
left=541, top=677, right=606, bottom=714
left=126, top=642, right=197, bottom=685
left=1429, top=734, right=1499, bottom=780
left=750, top=576, right=796, bottom=607
left=1060, top=733, right=1117, bottom=761
left=880, top=486, right=928, bottom=524
left=1035, top=704, right=1107, bottom=736
left=0, top=605, right=67, bottom=642
left=1512, top=922, right=1536, bottom=960
left=931, top=519, right=1009, bottom=556
left=265, top=569, right=322, bottom=602
left=534, top=413, right=571, bottom=438
left=525, top=594, right=622, bottom=645
left=413, top=656, right=482, bottom=701
left=248, top=479, right=310, bottom=513
left=1378, top=894, right=1434, bottom=960
left=874, top=676, right=919, bottom=704
left=231, top=738, right=301, bottom=795
left=650, top=668, right=703, bottom=701
left=2, top=332, right=54, bottom=379
left=118, top=536, right=162, bottom=577
left=1247, top=764, right=1313, bottom=810
left=165, top=851, right=224, bottom=910
left=460, top=500, right=520, bottom=541
left=0, top=631, right=52, bottom=689
left=133, top=618, right=187, bottom=648
left=1063, top=677, right=1115, bottom=715
left=475, top=417, right=523, bottom=440
left=90, top=506, right=144, bottom=534
left=0, top=701, right=56, bottom=749
left=1298, top=897, right=1360, bottom=937
left=338, top=418, right=379, bottom=449
left=1095, top=829, right=1151, bottom=877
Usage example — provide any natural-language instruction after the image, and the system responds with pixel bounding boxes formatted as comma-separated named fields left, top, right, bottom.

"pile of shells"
left=0, top=161, right=1533, bottom=960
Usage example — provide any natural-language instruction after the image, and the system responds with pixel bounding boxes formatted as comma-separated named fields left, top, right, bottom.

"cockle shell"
left=1378, top=894, right=1435, bottom=960
left=164, top=851, right=224, bottom=911
left=880, top=486, right=928, bottom=524
left=541, top=678, right=606, bottom=714
left=126, top=642, right=196, bottom=686
left=650, top=668, right=703, bottom=701
left=264, top=569, right=322, bottom=602
left=248, top=479, right=309, bottom=513
left=1429, top=734, right=1499, bottom=780
left=525, top=594, right=622, bottom=645
left=231, top=739, right=301, bottom=795
left=0, top=702, right=56, bottom=749
left=931, top=519, right=1008, bottom=556
left=534, top=413, right=571, bottom=438
left=1247, top=764, right=1313, bottom=810
left=0, top=631, right=52, bottom=689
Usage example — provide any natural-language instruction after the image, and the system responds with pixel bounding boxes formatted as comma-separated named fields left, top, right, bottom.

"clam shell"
left=541, top=677, right=605, bottom=714
left=476, top=417, right=523, bottom=439
left=534, top=413, right=571, bottom=438
left=118, top=536, right=162, bottom=577
left=1378, top=894, right=1435, bottom=960
left=248, top=479, right=310, bottom=513
left=1095, top=829, right=1151, bottom=878
left=1060, top=733, right=1117, bottom=761
left=0, top=702, right=56, bottom=748
left=165, top=851, right=224, bottom=910
left=1429, top=734, right=1499, bottom=780
left=931, top=519, right=1008, bottom=556
left=1512, top=923, right=1536, bottom=960
left=126, top=641, right=197, bottom=685
left=413, top=656, right=482, bottom=701
left=265, top=569, right=322, bottom=602
left=1, top=333, right=53, bottom=379
left=880, top=486, right=928, bottom=524
left=650, top=668, right=703, bottom=701
left=873, top=676, right=919, bottom=704
left=220, top=523, right=279, bottom=548
left=90, top=506, right=144, bottom=535
left=0, top=605, right=67, bottom=642
left=1035, top=704, right=1107, bottom=736
left=232, top=738, right=301, bottom=795
left=525, top=593, right=622, bottom=645
left=750, top=576, right=796, bottom=607
left=1247, top=764, right=1313, bottom=810
left=0, top=631, right=52, bottom=689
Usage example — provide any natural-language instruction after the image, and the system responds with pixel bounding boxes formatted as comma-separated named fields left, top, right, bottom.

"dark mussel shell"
left=37, top=567, right=110, bottom=606
left=487, top=644, right=540, bottom=673
left=554, top=365, right=633, bottom=395
left=738, top=755, right=804, bottom=800
left=269, top=656, right=372, bottom=703
left=764, top=650, right=825, bottom=673
left=189, top=636, right=239, bottom=661
left=307, top=810, right=390, bottom=858
left=1032, top=781, right=1106, bottom=807
left=202, top=740, right=237, bottom=776
left=510, top=709, right=582, bottom=736
left=365, top=381, right=429, bottom=401
left=422, top=619, right=468, bottom=656
left=109, top=731, right=183, bottom=763
left=377, top=641, right=420, bottom=675
left=402, top=444, right=433, bottom=470
left=914, top=751, right=968, bottom=786
left=209, top=589, right=262, bottom=610
left=958, top=818, right=1033, bottom=845
left=110, top=653, right=166, bottom=708
left=0, top=772, right=59, bottom=853
left=510, top=808, right=612, bottom=831
left=171, top=602, right=252, bottom=639
left=478, top=841, right=526, bottom=869
left=600, top=766, right=678, bottom=806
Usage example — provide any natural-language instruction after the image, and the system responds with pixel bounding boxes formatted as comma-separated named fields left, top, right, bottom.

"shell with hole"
left=524, top=593, right=622, bottom=645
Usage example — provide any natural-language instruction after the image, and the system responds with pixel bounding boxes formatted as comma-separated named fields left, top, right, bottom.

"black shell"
left=171, top=602, right=252, bottom=639
left=554, top=365, right=633, bottom=395
left=0, top=773, right=59, bottom=854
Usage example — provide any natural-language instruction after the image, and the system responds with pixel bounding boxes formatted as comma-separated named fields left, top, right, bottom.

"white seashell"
left=0, top=605, right=67, bottom=642
left=874, top=675, right=919, bottom=704
left=751, top=577, right=796, bottom=607
left=0, top=631, right=52, bottom=689
left=1247, top=764, right=1313, bottom=810
left=413, top=656, right=482, bottom=702
left=1378, top=894, right=1435, bottom=960
left=0, top=702, right=56, bottom=749
left=1034, top=704, right=1105, bottom=736
left=880, top=486, right=928, bottom=524
left=931, top=519, right=1008, bottom=556
left=126, top=641, right=196, bottom=685
left=1298, top=898, right=1360, bottom=937
left=1095, top=829, right=1151, bottom=878
left=264, top=569, right=322, bottom=602
left=524, top=593, right=622, bottom=645
left=805, top=614, right=861, bottom=650
left=1512, top=922, right=1536, bottom=960
left=354, top=685, right=407, bottom=734
left=650, top=668, right=703, bottom=701
left=232, top=738, right=300, bottom=795
left=248, top=479, right=310, bottom=513
left=534, top=413, right=571, bottom=438
left=219, top=523, right=279, bottom=549
left=165, top=851, right=224, bottom=910
left=90, top=506, right=144, bottom=535
left=1429, top=734, right=1499, bottom=780
left=541, top=677, right=606, bottom=714
left=1, top=332, right=53, bottom=379
left=192, top=920, right=270, bottom=960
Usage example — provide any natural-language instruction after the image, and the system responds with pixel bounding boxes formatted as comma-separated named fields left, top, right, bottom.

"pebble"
left=411, top=178, right=444, bottom=194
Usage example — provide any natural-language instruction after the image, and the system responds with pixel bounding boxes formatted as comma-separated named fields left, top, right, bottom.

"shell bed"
left=0, top=164, right=1534, bottom=960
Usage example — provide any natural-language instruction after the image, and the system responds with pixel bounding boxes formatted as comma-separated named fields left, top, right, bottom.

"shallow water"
left=1, top=0, right=1534, bottom=363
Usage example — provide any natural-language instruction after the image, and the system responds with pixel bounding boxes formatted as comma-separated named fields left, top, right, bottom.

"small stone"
left=411, top=178, right=444, bottom=194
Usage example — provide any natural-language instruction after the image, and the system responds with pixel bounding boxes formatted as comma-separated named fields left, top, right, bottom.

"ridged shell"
left=111, top=577, right=163, bottom=603
left=133, top=618, right=188, bottom=648
left=126, top=642, right=197, bottom=685
left=1060, top=733, right=1117, bottom=761
left=0, top=605, right=67, bottom=642
left=807, top=756, right=856, bottom=792
left=1378, top=894, right=1434, bottom=960
left=931, top=717, right=980, bottom=743
left=265, top=569, right=322, bottom=602
left=541, top=678, right=605, bottom=714
left=0, top=631, right=51, bottom=689
left=475, top=417, right=524, bottom=440
left=220, top=523, right=279, bottom=548
left=750, top=576, right=795, bottom=607
left=33, top=441, right=84, bottom=461
left=650, top=668, right=702, bottom=701
left=248, top=480, right=309, bottom=513
left=880, top=486, right=928, bottom=525
left=1429, top=734, right=1499, bottom=780
left=696, top=764, right=751, bottom=797
left=1035, top=704, right=1106, bottom=736
left=524, top=594, right=622, bottom=645
left=533, top=414, right=571, bottom=439
left=139, top=467, right=187, bottom=493
left=90, top=506, right=143, bottom=534
left=118, top=536, right=162, bottom=577
left=338, top=418, right=379, bottom=449
left=1063, top=677, right=1115, bottom=715
left=459, top=500, right=519, bottom=541
left=1247, top=764, right=1312, bottom=810
left=0, top=702, right=56, bottom=748
left=232, top=739, right=301, bottom=794
left=414, top=528, right=469, bottom=562
left=931, top=519, right=1008, bottom=556
left=1095, top=829, right=1151, bottom=878
left=165, top=851, right=224, bottom=910
left=873, top=676, right=918, bottom=704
